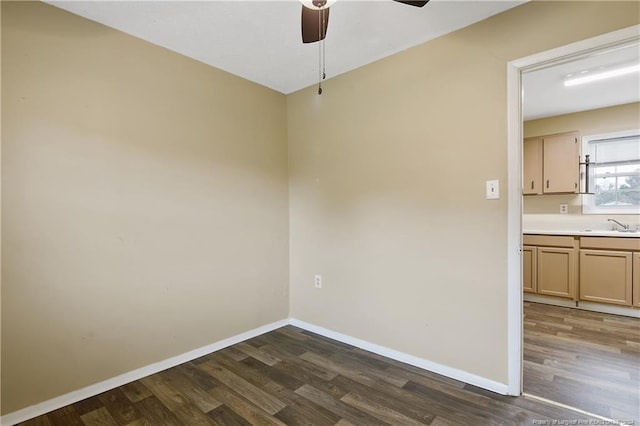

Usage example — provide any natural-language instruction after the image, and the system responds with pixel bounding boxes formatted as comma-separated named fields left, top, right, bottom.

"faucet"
left=607, top=218, right=629, bottom=230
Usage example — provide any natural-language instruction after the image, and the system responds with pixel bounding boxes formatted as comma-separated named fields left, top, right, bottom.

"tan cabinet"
left=537, top=247, right=576, bottom=299
left=522, top=235, right=577, bottom=300
left=579, top=250, right=632, bottom=306
left=543, top=132, right=579, bottom=193
left=524, top=234, right=640, bottom=308
left=523, top=246, right=537, bottom=293
left=523, top=138, right=543, bottom=195
left=579, top=237, right=639, bottom=307
left=633, top=253, right=640, bottom=308
left=523, top=131, right=579, bottom=195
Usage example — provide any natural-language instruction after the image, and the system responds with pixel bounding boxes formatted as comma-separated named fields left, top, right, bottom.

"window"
left=582, top=129, right=640, bottom=214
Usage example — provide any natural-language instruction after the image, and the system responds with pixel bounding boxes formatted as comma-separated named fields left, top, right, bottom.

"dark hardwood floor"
left=20, top=316, right=616, bottom=425
left=523, top=301, right=640, bottom=422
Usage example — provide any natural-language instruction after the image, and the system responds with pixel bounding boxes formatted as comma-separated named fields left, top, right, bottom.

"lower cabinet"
left=634, top=253, right=640, bottom=308
left=522, top=235, right=578, bottom=300
left=579, top=237, right=639, bottom=307
left=579, top=250, right=632, bottom=306
left=524, top=234, right=640, bottom=309
left=522, top=246, right=537, bottom=293
left=537, top=247, right=576, bottom=299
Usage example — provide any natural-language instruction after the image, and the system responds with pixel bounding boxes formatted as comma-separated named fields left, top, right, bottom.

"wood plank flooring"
left=19, top=315, right=616, bottom=425
left=523, top=301, right=640, bottom=422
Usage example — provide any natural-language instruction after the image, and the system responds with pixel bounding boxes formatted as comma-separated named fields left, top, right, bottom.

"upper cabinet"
left=523, top=137, right=543, bottom=195
left=543, top=132, right=580, bottom=193
left=523, top=131, right=579, bottom=195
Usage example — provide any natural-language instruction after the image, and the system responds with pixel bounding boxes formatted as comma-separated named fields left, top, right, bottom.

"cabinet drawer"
left=580, top=237, right=640, bottom=251
left=523, top=235, right=576, bottom=248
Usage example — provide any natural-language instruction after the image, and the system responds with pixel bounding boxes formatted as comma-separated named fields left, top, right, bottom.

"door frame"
left=505, top=24, right=640, bottom=396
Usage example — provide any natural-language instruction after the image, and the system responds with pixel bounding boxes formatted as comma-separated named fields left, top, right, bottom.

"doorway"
left=506, top=24, right=640, bottom=418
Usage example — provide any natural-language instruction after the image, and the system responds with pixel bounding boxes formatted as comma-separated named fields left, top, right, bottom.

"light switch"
left=486, top=180, right=500, bottom=200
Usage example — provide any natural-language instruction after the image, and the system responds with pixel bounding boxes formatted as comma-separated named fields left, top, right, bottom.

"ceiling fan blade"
left=301, top=5, right=330, bottom=44
left=393, top=0, right=429, bottom=7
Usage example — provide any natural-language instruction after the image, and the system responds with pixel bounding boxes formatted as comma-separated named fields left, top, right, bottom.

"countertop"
left=523, top=229, right=640, bottom=238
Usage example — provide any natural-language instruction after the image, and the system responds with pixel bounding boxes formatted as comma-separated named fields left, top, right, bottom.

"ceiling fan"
left=300, top=0, right=429, bottom=94
left=300, top=0, right=430, bottom=44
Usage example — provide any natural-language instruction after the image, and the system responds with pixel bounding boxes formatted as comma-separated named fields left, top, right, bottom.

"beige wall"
left=0, top=0, right=3, bottom=416
left=525, top=103, right=640, bottom=138
left=2, top=0, right=640, bottom=416
left=1, top=2, right=289, bottom=413
left=288, top=1, right=639, bottom=385
left=524, top=103, right=640, bottom=216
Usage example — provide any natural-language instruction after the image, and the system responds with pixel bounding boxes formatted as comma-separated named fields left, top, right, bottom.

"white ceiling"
left=523, top=41, right=640, bottom=120
left=47, top=0, right=527, bottom=94
left=47, top=0, right=639, bottom=119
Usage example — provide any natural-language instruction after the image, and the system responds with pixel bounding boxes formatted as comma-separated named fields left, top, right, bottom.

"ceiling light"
left=563, top=64, right=640, bottom=87
left=299, top=0, right=337, bottom=10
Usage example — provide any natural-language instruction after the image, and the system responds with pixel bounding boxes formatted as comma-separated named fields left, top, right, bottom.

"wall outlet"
left=559, top=203, right=568, bottom=214
left=314, top=274, right=322, bottom=288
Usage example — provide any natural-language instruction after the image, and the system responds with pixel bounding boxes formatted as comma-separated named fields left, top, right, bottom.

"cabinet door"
left=632, top=252, right=640, bottom=308
left=523, top=137, right=543, bottom=195
left=523, top=246, right=537, bottom=293
left=542, top=132, right=579, bottom=194
left=537, top=247, right=576, bottom=299
left=580, top=250, right=632, bottom=306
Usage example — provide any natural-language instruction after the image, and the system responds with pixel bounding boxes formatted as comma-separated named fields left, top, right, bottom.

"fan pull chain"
left=322, top=28, right=326, bottom=80
left=317, top=8, right=326, bottom=95
left=318, top=33, right=322, bottom=94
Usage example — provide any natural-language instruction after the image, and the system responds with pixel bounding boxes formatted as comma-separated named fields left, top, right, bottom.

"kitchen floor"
left=523, top=301, right=640, bottom=422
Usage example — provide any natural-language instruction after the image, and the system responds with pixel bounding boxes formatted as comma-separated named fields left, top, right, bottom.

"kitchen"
left=520, top=39, right=639, bottom=421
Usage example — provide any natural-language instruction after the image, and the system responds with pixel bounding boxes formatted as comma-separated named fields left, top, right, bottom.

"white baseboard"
left=0, top=318, right=289, bottom=426
left=3, top=316, right=511, bottom=425
left=289, top=318, right=510, bottom=396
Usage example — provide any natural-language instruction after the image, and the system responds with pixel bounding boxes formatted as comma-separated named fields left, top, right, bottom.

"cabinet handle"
left=531, top=181, right=534, bottom=190
left=546, top=180, right=549, bottom=189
